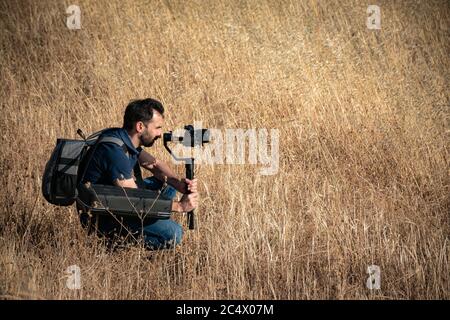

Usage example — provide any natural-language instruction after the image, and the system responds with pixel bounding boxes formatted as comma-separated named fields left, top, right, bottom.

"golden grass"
left=0, top=0, right=448, bottom=299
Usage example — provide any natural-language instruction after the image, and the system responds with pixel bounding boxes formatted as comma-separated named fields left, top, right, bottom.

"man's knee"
left=144, top=176, right=177, bottom=200
left=143, top=219, right=183, bottom=249
left=161, top=186, right=177, bottom=200
left=162, top=220, right=183, bottom=246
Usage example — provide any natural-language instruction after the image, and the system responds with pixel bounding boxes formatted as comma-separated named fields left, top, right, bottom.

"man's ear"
left=135, top=121, right=144, bottom=133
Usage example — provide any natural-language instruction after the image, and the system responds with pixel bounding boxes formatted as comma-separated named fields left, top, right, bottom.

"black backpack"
left=41, top=128, right=130, bottom=206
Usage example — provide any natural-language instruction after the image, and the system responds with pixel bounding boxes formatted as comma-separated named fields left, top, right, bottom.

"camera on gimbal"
left=163, top=124, right=210, bottom=148
left=163, top=124, right=210, bottom=230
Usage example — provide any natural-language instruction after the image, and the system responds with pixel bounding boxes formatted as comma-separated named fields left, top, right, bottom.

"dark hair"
left=122, top=98, right=165, bottom=130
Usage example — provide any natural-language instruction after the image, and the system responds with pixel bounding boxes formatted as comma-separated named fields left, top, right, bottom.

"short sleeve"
left=101, top=143, right=134, bottom=182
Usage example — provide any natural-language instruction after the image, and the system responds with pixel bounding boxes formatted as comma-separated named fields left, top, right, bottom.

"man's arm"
left=113, top=176, right=198, bottom=213
left=113, top=177, right=138, bottom=188
left=138, top=149, right=188, bottom=194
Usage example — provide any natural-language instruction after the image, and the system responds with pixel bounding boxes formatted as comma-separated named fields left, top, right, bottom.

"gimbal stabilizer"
left=163, top=125, right=210, bottom=230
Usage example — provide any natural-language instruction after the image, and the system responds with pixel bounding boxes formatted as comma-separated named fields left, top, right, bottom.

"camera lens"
left=163, top=132, right=172, bottom=142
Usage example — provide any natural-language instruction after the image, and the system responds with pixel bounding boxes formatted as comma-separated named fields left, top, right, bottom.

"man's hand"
left=170, top=179, right=199, bottom=213
left=178, top=191, right=198, bottom=212
left=182, top=178, right=197, bottom=194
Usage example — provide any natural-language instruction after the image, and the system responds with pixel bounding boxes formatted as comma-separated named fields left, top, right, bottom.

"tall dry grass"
left=0, top=0, right=448, bottom=299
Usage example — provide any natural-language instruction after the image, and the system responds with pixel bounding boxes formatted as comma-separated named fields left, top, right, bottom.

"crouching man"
left=79, top=98, right=198, bottom=249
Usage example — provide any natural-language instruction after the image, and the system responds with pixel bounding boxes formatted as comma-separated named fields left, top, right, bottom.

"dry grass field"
left=0, top=0, right=448, bottom=299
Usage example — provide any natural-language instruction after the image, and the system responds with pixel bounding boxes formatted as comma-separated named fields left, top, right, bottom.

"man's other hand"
left=179, top=191, right=198, bottom=212
left=182, top=178, right=197, bottom=194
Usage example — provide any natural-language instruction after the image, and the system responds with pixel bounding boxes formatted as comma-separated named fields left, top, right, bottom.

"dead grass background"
left=0, top=0, right=448, bottom=299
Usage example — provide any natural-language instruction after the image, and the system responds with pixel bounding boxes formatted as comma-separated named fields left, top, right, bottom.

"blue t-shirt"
left=82, top=128, right=142, bottom=185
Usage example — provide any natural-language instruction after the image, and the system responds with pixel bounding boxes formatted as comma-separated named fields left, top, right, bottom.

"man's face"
left=139, top=111, right=164, bottom=147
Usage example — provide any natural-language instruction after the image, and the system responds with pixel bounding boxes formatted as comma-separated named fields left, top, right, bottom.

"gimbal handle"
left=185, top=159, right=195, bottom=230
left=163, top=135, right=196, bottom=230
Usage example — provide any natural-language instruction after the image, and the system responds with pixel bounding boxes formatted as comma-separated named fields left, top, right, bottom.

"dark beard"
left=140, top=135, right=158, bottom=147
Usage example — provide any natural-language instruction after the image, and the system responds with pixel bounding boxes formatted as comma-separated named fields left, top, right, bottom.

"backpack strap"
left=98, top=136, right=126, bottom=150
left=78, top=134, right=144, bottom=188
left=98, top=136, right=145, bottom=188
left=133, top=162, right=145, bottom=189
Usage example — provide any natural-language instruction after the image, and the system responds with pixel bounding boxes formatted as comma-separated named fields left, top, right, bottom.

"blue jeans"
left=80, top=177, right=183, bottom=250
left=143, top=176, right=177, bottom=200
left=134, top=176, right=182, bottom=249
